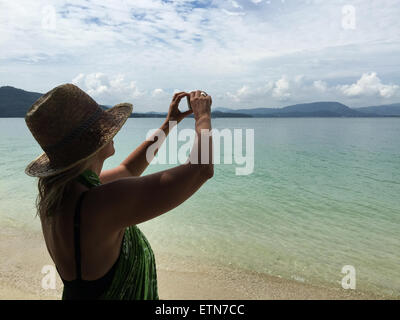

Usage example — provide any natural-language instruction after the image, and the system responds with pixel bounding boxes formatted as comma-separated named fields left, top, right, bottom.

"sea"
left=0, top=117, right=399, bottom=297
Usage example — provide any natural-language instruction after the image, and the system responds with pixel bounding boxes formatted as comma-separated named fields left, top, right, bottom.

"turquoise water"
left=1, top=118, right=399, bottom=297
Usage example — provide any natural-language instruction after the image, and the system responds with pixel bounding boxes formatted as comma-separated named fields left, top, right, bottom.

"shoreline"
left=0, top=256, right=388, bottom=300
left=0, top=226, right=394, bottom=300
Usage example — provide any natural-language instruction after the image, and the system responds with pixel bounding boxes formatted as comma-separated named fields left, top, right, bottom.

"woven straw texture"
left=24, top=84, right=133, bottom=177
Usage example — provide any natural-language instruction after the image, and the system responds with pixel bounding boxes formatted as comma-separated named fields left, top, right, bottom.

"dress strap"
left=74, top=191, right=88, bottom=280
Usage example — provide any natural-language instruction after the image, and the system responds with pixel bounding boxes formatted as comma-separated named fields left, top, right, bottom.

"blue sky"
left=1, top=0, right=399, bottom=111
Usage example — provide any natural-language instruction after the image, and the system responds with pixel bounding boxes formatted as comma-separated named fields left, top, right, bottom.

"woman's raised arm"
left=91, top=91, right=213, bottom=232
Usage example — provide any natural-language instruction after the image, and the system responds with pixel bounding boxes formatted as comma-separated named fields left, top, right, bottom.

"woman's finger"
left=174, top=91, right=185, bottom=97
left=174, top=92, right=190, bottom=104
left=181, top=109, right=193, bottom=117
left=173, top=92, right=187, bottom=101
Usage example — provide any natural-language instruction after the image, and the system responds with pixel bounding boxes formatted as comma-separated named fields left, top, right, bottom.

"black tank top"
left=59, top=190, right=121, bottom=300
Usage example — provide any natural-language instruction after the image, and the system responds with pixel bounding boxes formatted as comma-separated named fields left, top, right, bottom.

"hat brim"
left=25, top=103, right=133, bottom=178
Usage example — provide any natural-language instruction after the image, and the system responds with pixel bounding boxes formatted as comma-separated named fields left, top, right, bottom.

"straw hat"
left=24, top=83, right=133, bottom=178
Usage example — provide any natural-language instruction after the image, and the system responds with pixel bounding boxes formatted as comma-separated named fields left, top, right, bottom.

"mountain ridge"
left=1, top=85, right=400, bottom=118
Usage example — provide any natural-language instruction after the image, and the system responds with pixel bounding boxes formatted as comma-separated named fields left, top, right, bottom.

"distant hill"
left=0, top=86, right=42, bottom=117
left=215, top=102, right=376, bottom=117
left=355, top=103, right=400, bottom=116
left=269, top=102, right=366, bottom=117
left=131, top=111, right=252, bottom=118
left=1, top=85, right=399, bottom=118
left=0, top=86, right=118, bottom=117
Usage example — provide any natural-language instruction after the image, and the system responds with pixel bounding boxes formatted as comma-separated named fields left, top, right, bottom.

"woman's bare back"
left=40, top=181, right=124, bottom=281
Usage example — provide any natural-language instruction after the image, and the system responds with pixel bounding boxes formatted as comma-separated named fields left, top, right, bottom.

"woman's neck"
left=76, top=168, right=102, bottom=189
left=87, top=163, right=103, bottom=177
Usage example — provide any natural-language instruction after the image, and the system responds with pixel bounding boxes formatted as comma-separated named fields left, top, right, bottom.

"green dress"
left=75, top=169, right=159, bottom=300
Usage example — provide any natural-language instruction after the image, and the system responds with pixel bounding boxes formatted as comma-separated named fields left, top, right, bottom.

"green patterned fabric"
left=76, top=169, right=159, bottom=300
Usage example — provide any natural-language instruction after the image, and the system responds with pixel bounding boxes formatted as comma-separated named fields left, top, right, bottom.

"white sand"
left=0, top=226, right=389, bottom=300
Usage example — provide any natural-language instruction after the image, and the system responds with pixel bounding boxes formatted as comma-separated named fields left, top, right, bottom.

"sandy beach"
left=0, top=225, right=390, bottom=300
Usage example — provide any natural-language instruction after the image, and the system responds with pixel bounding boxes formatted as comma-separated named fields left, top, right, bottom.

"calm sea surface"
left=0, top=118, right=399, bottom=297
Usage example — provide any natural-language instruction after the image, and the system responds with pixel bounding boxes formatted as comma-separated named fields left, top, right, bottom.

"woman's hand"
left=166, top=92, right=193, bottom=124
left=190, top=90, right=212, bottom=121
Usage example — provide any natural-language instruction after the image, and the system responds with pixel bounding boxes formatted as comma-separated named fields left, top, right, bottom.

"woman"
left=24, top=83, right=213, bottom=300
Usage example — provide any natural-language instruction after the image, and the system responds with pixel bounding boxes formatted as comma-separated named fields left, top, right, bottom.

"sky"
left=1, top=0, right=400, bottom=111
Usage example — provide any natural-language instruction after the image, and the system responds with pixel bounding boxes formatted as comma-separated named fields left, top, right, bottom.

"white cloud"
left=71, top=73, right=85, bottom=85
left=221, top=9, right=246, bottom=16
left=272, top=77, right=291, bottom=100
left=152, top=88, right=165, bottom=97
left=72, top=73, right=146, bottom=105
left=231, top=1, right=243, bottom=9
left=313, top=80, right=328, bottom=92
left=226, top=85, right=250, bottom=102
left=338, top=72, right=399, bottom=98
left=224, top=72, right=399, bottom=108
left=295, top=75, right=305, bottom=84
left=226, top=76, right=293, bottom=105
left=237, top=85, right=250, bottom=96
